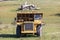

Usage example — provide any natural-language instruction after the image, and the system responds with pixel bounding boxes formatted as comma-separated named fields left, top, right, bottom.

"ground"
left=0, top=0, right=60, bottom=40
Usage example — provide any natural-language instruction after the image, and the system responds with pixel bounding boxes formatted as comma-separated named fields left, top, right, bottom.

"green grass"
left=0, top=0, right=60, bottom=40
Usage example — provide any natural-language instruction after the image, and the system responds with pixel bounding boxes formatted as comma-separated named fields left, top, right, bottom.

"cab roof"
left=17, top=10, right=43, bottom=14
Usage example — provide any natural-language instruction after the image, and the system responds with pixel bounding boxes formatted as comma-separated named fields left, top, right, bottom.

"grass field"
left=0, top=0, right=60, bottom=40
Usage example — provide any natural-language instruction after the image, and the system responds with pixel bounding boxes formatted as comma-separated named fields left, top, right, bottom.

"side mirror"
left=14, top=17, right=16, bottom=21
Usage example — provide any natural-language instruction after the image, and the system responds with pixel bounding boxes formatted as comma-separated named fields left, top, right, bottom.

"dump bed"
left=17, top=10, right=43, bottom=14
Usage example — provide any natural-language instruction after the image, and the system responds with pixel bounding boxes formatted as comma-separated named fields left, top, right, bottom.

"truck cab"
left=16, top=10, right=43, bottom=37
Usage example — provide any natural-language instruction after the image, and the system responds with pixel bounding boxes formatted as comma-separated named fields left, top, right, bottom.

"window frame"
left=34, top=14, right=42, bottom=20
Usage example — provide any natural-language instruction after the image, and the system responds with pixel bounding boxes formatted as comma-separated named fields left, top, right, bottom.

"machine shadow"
left=54, top=13, right=60, bottom=16
left=0, top=34, right=17, bottom=38
left=0, top=34, right=38, bottom=38
left=50, top=13, right=60, bottom=16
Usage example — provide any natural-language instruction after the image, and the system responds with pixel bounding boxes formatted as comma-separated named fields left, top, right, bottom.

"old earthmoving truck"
left=16, top=10, right=43, bottom=37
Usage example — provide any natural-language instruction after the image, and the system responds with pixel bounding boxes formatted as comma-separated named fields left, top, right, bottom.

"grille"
left=24, top=23, right=33, bottom=30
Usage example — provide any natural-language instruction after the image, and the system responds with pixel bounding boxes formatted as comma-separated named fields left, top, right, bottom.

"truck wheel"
left=16, top=25, right=21, bottom=37
left=36, top=25, right=41, bottom=37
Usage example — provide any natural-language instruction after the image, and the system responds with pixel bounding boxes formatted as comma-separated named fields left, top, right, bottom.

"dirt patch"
left=0, top=24, right=16, bottom=30
left=46, top=32, right=60, bottom=35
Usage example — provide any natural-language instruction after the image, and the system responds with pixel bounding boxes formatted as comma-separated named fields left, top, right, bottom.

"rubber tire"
left=16, top=25, right=21, bottom=37
left=36, top=25, right=41, bottom=37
